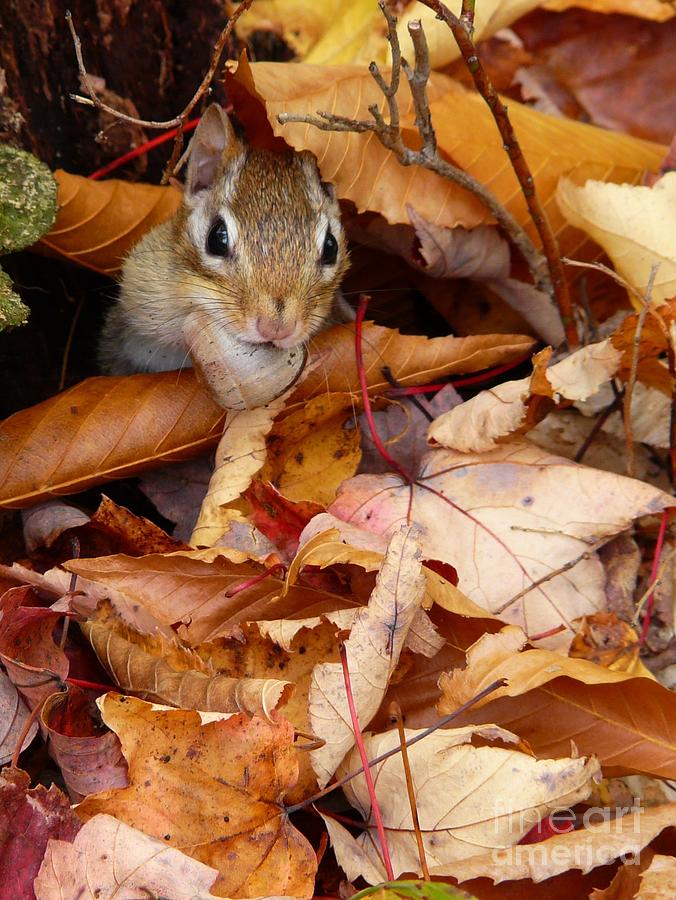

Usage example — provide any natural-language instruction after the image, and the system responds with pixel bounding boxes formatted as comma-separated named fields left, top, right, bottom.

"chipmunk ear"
left=186, top=105, right=240, bottom=195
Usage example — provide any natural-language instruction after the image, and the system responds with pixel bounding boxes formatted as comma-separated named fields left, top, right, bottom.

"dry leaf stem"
left=417, top=0, right=575, bottom=346
left=279, top=2, right=571, bottom=345
left=66, top=0, right=254, bottom=182
left=341, top=645, right=394, bottom=880
left=390, top=702, right=430, bottom=880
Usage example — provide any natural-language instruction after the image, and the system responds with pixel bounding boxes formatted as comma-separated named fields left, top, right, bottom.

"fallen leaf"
left=324, top=724, right=599, bottom=883
left=80, top=617, right=292, bottom=717
left=403, top=207, right=564, bottom=345
left=191, top=399, right=286, bottom=547
left=0, top=767, right=80, bottom=900
left=0, top=325, right=532, bottom=509
left=291, top=518, right=490, bottom=619
left=360, top=385, right=462, bottom=478
left=21, top=500, right=90, bottom=551
left=427, top=339, right=622, bottom=453
left=0, top=371, right=224, bottom=509
left=34, top=813, right=221, bottom=900
left=260, top=392, right=362, bottom=506
left=437, top=625, right=664, bottom=721
left=37, top=170, right=181, bottom=275
left=543, top=0, right=673, bottom=22
left=382, top=608, right=676, bottom=778
left=557, top=172, right=676, bottom=304
left=528, top=409, right=670, bottom=489
left=76, top=695, right=316, bottom=897
left=41, top=687, right=128, bottom=803
left=229, top=58, right=665, bottom=253
left=0, top=669, right=38, bottom=765
left=138, top=457, right=213, bottom=544
left=512, top=9, right=676, bottom=145
left=598, top=534, right=641, bottom=622
left=329, top=440, right=674, bottom=649
left=637, top=854, right=676, bottom=899
left=309, top=525, right=427, bottom=786
left=436, top=803, right=676, bottom=883
left=64, top=551, right=357, bottom=647
left=244, top=479, right=324, bottom=559
left=290, top=322, right=536, bottom=406
left=0, top=606, right=69, bottom=706
left=569, top=612, right=645, bottom=675
left=89, top=494, right=190, bottom=555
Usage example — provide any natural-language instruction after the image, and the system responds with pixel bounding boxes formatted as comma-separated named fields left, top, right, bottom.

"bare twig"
left=493, top=535, right=613, bottom=616
left=416, top=0, right=575, bottom=346
left=285, top=678, right=507, bottom=814
left=460, top=0, right=477, bottom=36
left=341, top=645, right=394, bottom=880
left=66, top=0, right=254, bottom=181
left=623, top=263, right=659, bottom=477
left=390, top=702, right=430, bottom=880
left=278, top=3, right=555, bottom=314
left=574, top=388, right=624, bottom=463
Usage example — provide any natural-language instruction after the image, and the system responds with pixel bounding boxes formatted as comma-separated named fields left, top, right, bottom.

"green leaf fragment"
left=0, top=265, right=29, bottom=329
left=0, top=144, right=58, bottom=254
left=354, top=881, right=477, bottom=900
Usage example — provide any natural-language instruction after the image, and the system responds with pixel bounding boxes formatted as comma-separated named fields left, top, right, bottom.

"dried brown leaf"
left=437, top=803, right=676, bottom=883
left=80, top=618, right=292, bottom=718
left=0, top=325, right=533, bottom=509
left=386, top=610, right=676, bottom=778
left=309, top=525, right=427, bottom=786
left=230, top=59, right=665, bottom=259
left=330, top=440, right=674, bottom=650
left=0, top=669, right=38, bottom=765
left=76, top=695, right=316, bottom=897
left=35, top=814, right=221, bottom=900
left=41, top=688, right=128, bottom=803
left=325, top=724, right=599, bottom=883
left=38, top=170, right=181, bottom=275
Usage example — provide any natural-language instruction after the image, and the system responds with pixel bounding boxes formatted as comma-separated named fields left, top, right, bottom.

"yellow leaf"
left=556, top=173, right=676, bottom=304
left=543, top=0, right=674, bottom=21
left=394, top=1, right=543, bottom=70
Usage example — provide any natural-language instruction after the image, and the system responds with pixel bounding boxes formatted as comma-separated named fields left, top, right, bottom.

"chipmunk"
left=98, top=104, right=350, bottom=374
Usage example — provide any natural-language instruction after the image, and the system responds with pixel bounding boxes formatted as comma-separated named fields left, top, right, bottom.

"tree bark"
left=0, top=0, right=231, bottom=179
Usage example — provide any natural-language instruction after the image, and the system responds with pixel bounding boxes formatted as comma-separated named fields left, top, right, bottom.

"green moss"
left=0, top=266, right=29, bottom=329
left=0, top=144, right=58, bottom=254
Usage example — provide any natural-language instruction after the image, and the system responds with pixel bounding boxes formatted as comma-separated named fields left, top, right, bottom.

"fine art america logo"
left=491, top=800, right=645, bottom=868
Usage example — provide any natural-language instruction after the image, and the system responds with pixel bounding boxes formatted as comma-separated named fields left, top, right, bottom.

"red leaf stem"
left=340, top=643, right=395, bottom=880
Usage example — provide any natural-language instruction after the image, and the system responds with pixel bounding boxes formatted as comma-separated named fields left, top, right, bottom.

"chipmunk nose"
left=256, top=315, right=295, bottom=342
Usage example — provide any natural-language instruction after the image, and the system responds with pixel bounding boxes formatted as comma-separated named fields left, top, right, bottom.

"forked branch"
left=278, top=1, right=576, bottom=347
left=66, top=0, right=254, bottom=181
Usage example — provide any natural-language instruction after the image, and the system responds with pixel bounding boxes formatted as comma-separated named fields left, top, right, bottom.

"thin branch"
left=65, top=0, right=254, bottom=181
left=416, top=0, right=576, bottom=346
left=278, top=3, right=554, bottom=313
left=574, top=389, right=624, bottom=463
left=460, top=0, right=477, bottom=36
left=341, top=645, right=394, bottom=880
left=285, top=678, right=507, bottom=814
left=623, top=264, right=659, bottom=477
left=637, top=510, right=672, bottom=644
left=390, top=702, right=430, bottom=880
left=493, top=536, right=612, bottom=616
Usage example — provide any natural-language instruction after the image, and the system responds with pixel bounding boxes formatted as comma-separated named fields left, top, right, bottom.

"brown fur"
left=99, top=115, right=349, bottom=374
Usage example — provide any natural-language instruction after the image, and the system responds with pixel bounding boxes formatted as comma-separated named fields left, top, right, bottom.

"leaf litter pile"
left=1, top=1, right=676, bottom=898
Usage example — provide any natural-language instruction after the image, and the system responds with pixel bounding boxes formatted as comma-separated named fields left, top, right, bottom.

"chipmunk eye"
left=206, top=218, right=230, bottom=257
left=320, top=229, right=338, bottom=266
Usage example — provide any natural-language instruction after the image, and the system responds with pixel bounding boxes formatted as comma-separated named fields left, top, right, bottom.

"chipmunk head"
left=175, top=104, right=348, bottom=348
